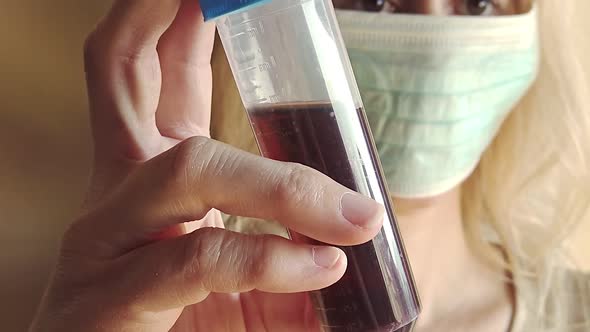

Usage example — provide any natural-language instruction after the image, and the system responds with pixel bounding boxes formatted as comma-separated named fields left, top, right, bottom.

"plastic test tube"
left=200, top=0, right=421, bottom=331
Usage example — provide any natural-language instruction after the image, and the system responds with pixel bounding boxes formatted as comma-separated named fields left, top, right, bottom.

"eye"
left=465, top=0, right=493, bottom=15
left=362, top=0, right=385, bottom=12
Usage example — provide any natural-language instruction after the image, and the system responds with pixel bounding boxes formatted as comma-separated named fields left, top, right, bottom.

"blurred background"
left=1, top=1, right=589, bottom=331
left=0, top=1, right=109, bottom=330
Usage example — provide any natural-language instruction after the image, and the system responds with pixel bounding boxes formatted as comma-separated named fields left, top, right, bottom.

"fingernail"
left=340, top=192, right=383, bottom=229
left=312, top=246, right=341, bottom=269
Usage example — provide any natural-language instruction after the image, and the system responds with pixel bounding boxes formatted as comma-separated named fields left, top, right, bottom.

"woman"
left=215, top=0, right=590, bottom=330
left=30, top=0, right=589, bottom=331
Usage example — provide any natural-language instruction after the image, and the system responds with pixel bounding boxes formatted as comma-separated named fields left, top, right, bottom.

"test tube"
left=200, top=0, right=421, bottom=331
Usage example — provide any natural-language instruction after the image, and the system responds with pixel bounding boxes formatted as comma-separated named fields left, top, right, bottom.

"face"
left=333, top=0, right=540, bottom=198
left=333, top=0, right=533, bottom=15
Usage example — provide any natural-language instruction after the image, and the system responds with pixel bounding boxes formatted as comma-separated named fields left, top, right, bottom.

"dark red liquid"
left=249, top=103, right=418, bottom=331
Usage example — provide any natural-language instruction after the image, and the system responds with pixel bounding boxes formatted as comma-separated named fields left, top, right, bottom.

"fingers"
left=84, top=0, right=182, bottom=162
left=89, top=137, right=384, bottom=254
left=119, top=228, right=347, bottom=312
left=156, top=0, right=216, bottom=140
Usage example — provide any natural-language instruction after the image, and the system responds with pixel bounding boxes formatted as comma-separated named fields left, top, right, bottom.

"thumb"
left=115, top=228, right=347, bottom=312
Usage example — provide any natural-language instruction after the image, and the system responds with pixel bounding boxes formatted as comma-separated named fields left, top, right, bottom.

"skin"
left=30, top=0, right=533, bottom=331
left=333, top=0, right=532, bottom=15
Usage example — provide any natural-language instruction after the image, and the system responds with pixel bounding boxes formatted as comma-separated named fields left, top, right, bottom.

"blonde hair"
left=462, top=0, right=590, bottom=329
left=211, top=0, right=590, bottom=329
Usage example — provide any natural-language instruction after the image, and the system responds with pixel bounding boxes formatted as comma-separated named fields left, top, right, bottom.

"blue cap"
left=200, top=0, right=272, bottom=21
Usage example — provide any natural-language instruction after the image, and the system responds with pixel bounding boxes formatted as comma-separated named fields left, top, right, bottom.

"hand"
left=29, top=1, right=385, bottom=331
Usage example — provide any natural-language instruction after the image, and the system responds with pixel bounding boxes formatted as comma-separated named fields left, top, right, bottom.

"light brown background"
left=1, top=1, right=589, bottom=331
left=1, top=2, right=111, bottom=330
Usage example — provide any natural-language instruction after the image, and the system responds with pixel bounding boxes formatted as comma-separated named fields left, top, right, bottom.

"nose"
left=403, top=0, right=450, bottom=15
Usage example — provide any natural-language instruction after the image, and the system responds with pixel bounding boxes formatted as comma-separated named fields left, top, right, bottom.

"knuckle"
left=181, top=228, right=223, bottom=286
left=170, top=136, right=213, bottom=188
left=237, top=236, right=269, bottom=288
left=181, top=229, right=269, bottom=292
left=82, top=24, right=152, bottom=77
left=216, top=233, right=268, bottom=290
left=170, top=137, right=240, bottom=191
left=274, top=163, right=316, bottom=211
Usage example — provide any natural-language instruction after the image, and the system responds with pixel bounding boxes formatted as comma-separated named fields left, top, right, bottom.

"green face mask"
left=336, top=8, right=540, bottom=198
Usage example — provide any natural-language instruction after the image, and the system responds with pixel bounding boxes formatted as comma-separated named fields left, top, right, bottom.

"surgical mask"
left=336, top=8, right=539, bottom=198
